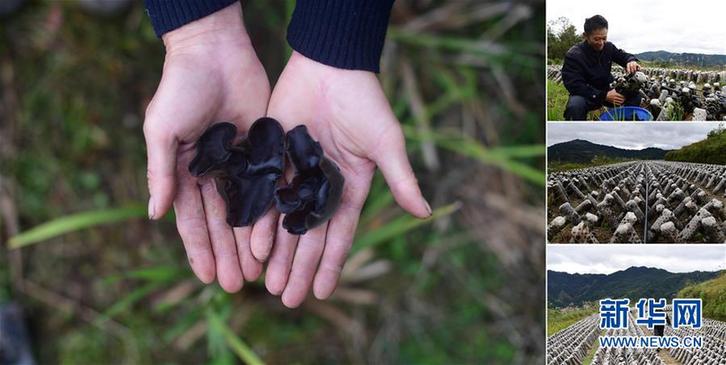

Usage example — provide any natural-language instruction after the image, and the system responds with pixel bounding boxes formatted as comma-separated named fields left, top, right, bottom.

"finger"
left=174, top=171, right=216, bottom=284
left=250, top=208, right=278, bottom=262
left=265, top=220, right=299, bottom=295
left=313, top=177, right=371, bottom=299
left=200, top=179, right=244, bottom=293
left=233, top=226, right=262, bottom=281
left=372, top=124, right=431, bottom=219
left=281, top=224, right=328, bottom=308
left=143, top=120, right=178, bottom=220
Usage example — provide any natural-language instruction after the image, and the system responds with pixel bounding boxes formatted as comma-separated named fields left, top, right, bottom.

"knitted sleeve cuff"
left=286, top=0, right=395, bottom=73
left=145, top=0, right=239, bottom=37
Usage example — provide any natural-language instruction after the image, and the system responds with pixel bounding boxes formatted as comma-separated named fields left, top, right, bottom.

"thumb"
left=372, top=123, right=431, bottom=219
left=143, top=120, right=178, bottom=220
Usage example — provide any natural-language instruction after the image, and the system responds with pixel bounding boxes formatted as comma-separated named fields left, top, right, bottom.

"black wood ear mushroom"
left=188, top=120, right=343, bottom=234
left=188, top=118, right=285, bottom=227
left=274, top=126, right=344, bottom=235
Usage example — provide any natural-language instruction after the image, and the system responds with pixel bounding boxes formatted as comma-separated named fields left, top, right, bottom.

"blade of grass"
left=402, top=125, right=545, bottom=185
left=207, top=309, right=265, bottom=365
left=353, top=201, right=462, bottom=254
left=163, top=307, right=203, bottom=344
left=103, top=281, right=167, bottom=320
left=487, top=144, right=546, bottom=158
left=436, top=138, right=544, bottom=185
left=8, top=204, right=146, bottom=249
left=388, top=28, right=538, bottom=68
left=122, top=265, right=185, bottom=282
left=103, top=265, right=185, bottom=286
left=360, top=190, right=394, bottom=227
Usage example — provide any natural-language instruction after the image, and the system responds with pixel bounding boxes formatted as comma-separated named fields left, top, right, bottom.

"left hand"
left=626, top=61, right=640, bottom=74
left=260, top=51, right=432, bottom=308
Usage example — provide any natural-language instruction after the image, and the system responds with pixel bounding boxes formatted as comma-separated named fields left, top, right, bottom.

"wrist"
left=162, top=2, right=251, bottom=55
left=287, top=51, right=374, bottom=76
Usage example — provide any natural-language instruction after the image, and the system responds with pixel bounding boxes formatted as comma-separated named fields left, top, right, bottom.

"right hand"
left=606, top=89, right=625, bottom=105
left=143, top=3, right=272, bottom=292
left=263, top=52, right=432, bottom=308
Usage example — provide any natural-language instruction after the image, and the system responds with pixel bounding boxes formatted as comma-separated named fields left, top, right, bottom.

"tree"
left=547, top=17, right=580, bottom=62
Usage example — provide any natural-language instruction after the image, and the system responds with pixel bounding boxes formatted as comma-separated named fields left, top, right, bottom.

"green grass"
left=547, top=304, right=598, bottom=336
left=548, top=156, right=637, bottom=173
left=666, top=127, right=726, bottom=165
left=678, top=272, right=726, bottom=321
left=547, top=80, right=568, bottom=121
left=547, top=80, right=605, bottom=121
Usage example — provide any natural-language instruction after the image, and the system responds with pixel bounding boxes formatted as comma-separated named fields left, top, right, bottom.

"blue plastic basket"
left=599, top=106, right=653, bottom=121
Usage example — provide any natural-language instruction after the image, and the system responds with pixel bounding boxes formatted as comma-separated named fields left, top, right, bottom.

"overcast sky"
left=547, top=0, right=726, bottom=54
left=547, top=123, right=721, bottom=150
left=548, top=245, right=726, bottom=274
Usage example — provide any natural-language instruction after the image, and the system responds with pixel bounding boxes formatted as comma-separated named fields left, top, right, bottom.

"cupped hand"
left=262, top=51, right=432, bottom=308
left=143, top=3, right=274, bottom=292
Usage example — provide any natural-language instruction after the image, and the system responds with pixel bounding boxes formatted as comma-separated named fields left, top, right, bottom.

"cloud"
left=547, top=245, right=726, bottom=274
left=547, top=122, right=722, bottom=150
left=547, top=0, right=726, bottom=54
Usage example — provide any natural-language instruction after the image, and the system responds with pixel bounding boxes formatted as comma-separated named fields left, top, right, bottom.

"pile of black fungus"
left=189, top=118, right=343, bottom=235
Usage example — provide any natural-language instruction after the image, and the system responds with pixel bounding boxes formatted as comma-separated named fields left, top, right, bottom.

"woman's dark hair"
left=584, top=15, right=608, bottom=34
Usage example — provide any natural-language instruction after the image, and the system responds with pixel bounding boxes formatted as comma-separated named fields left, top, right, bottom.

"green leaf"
left=8, top=204, right=147, bottom=249
left=206, top=309, right=265, bottom=365
left=103, top=265, right=185, bottom=286
left=353, top=202, right=461, bottom=253
left=163, top=308, right=203, bottom=344
left=388, top=28, right=539, bottom=68
left=487, top=144, right=546, bottom=158
left=402, top=126, right=545, bottom=186
left=103, top=281, right=167, bottom=320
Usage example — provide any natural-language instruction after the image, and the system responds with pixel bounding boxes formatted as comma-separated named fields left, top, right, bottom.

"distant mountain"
left=548, top=266, right=722, bottom=308
left=548, top=139, right=669, bottom=163
left=635, top=50, right=726, bottom=68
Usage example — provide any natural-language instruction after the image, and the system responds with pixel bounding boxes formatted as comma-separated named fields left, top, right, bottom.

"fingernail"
left=424, top=199, right=433, bottom=217
left=148, top=199, right=156, bottom=220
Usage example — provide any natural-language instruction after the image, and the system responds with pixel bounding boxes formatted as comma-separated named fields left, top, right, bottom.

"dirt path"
left=657, top=350, right=681, bottom=365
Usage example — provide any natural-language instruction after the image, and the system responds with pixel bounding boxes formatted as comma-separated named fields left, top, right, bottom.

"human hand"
left=262, top=51, right=432, bottom=308
left=144, top=3, right=273, bottom=292
left=626, top=61, right=640, bottom=74
left=606, top=89, right=625, bottom=105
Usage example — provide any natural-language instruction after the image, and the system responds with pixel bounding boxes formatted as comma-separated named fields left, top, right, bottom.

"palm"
left=144, top=39, right=272, bottom=292
left=263, top=52, right=430, bottom=308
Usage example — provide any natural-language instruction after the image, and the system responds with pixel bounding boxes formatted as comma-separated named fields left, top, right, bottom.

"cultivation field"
left=548, top=161, right=726, bottom=243
left=547, top=308, right=726, bottom=365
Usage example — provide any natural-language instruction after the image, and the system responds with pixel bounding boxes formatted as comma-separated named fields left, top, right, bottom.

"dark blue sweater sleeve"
left=287, top=0, right=395, bottom=73
left=145, top=0, right=394, bottom=73
left=144, top=0, right=238, bottom=38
